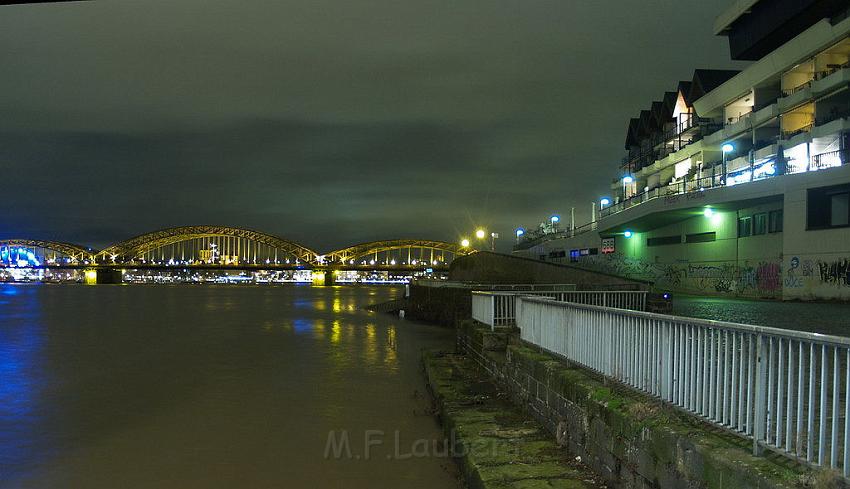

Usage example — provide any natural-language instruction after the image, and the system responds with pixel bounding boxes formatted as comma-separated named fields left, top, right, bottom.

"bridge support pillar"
left=311, top=270, right=335, bottom=286
left=84, top=268, right=123, bottom=284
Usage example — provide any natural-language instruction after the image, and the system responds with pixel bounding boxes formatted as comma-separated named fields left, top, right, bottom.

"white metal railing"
left=415, top=280, right=576, bottom=291
left=472, top=290, right=648, bottom=329
left=517, top=296, right=850, bottom=476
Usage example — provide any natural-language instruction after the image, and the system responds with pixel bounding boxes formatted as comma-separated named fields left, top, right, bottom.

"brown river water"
left=0, top=283, right=460, bottom=488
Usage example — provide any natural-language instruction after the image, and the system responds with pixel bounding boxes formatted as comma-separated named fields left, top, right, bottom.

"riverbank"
left=423, top=350, right=607, bottom=488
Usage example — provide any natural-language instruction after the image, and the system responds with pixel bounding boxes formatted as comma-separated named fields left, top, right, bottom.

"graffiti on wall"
left=573, top=252, right=782, bottom=297
left=818, top=259, right=850, bottom=287
left=784, top=255, right=850, bottom=291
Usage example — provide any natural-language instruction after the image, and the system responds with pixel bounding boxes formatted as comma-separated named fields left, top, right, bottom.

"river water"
left=0, top=284, right=460, bottom=489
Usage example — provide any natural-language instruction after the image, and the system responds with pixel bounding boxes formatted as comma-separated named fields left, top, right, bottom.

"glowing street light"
left=703, top=207, right=714, bottom=218
left=623, top=230, right=633, bottom=238
left=475, top=229, right=486, bottom=240
left=460, top=238, right=470, bottom=248
left=721, top=143, right=735, bottom=153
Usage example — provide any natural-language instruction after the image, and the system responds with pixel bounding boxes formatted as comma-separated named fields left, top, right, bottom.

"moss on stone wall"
left=423, top=350, right=607, bottom=489
left=456, top=319, right=833, bottom=488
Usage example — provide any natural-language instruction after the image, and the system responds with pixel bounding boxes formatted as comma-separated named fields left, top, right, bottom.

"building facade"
left=515, top=0, right=850, bottom=300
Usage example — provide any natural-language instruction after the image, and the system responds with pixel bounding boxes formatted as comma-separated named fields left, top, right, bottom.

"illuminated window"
left=674, top=158, right=692, bottom=179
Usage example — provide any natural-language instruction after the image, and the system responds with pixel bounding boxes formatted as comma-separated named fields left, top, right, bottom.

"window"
left=685, top=232, right=716, bottom=243
left=831, top=193, right=849, bottom=226
left=569, top=249, right=580, bottom=262
left=753, top=213, right=767, bottom=235
left=807, top=184, right=850, bottom=229
left=738, top=217, right=752, bottom=237
left=647, top=235, right=681, bottom=247
left=769, top=210, right=783, bottom=233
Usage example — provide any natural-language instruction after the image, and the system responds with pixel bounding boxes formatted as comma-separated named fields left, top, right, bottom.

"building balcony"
left=778, top=85, right=813, bottom=112
left=812, top=149, right=850, bottom=171
left=812, top=62, right=850, bottom=96
left=600, top=147, right=848, bottom=222
left=815, top=106, right=850, bottom=128
left=780, top=122, right=814, bottom=141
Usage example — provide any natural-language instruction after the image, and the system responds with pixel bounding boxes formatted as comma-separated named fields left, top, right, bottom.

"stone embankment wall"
left=450, top=252, right=650, bottom=290
left=406, top=284, right=471, bottom=326
left=457, top=320, right=827, bottom=489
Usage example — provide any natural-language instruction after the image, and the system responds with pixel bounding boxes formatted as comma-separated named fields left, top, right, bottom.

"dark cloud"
left=0, top=0, right=743, bottom=251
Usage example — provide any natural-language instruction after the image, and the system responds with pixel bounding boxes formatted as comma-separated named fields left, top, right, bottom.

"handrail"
left=517, top=296, right=850, bottom=475
left=520, top=295, right=850, bottom=347
left=472, top=290, right=648, bottom=330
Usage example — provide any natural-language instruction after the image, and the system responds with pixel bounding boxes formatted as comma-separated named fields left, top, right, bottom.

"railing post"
left=753, top=333, right=768, bottom=456
left=489, top=294, right=496, bottom=331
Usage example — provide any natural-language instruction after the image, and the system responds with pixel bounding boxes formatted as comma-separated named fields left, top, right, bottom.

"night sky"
left=0, top=0, right=741, bottom=252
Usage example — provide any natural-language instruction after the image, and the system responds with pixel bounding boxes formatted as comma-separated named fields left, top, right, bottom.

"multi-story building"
left=514, top=0, right=850, bottom=300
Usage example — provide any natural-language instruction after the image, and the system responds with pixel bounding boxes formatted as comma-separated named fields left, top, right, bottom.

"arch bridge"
left=322, top=239, right=469, bottom=269
left=95, top=225, right=319, bottom=266
left=0, top=239, right=94, bottom=265
left=2, top=226, right=475, bottom=270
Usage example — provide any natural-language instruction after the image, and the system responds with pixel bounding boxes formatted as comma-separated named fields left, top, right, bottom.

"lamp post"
left=721, top=143, right=734, bottom=185
left=622, top=176, right=634, bottom=200
left=490, top=232, right=498, bottom=251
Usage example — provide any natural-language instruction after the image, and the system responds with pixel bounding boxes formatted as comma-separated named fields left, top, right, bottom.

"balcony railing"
left=513, top=220, right=600, bottom=250
left=623, top=117, right=719, bottom=172
left=781, top=80, right=813, bottom=98
left=813, top=149, right=850, bottom=171
left=599, top=175, right=724, bottom=218
left=781, top=122, right=814, bottom=140
left=814, top=61, right=850, bottom=81
left=817, top=107, right=850, bottom=127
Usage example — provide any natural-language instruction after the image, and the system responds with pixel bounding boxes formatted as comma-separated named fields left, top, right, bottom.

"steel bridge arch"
left=96, top=226, right=319, bottom=264
left=0, top=239, right=94, bottom=262
left=323, top=239, right=473, bottom=264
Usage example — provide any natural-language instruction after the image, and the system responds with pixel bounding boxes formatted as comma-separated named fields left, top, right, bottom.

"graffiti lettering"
left=818, top=259, right=850, bottom=287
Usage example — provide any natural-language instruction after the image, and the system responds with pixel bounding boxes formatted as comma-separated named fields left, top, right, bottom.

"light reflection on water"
left=0, top=284, right=458, bottom=489
left=0, top=285, right=45, bottom=482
